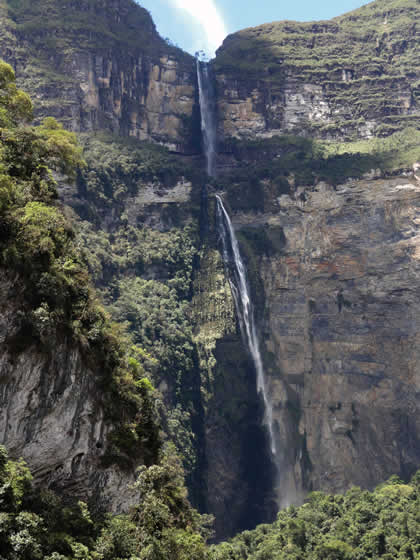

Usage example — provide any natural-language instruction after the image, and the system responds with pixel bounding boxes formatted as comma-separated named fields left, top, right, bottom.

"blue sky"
left=137, top=0, right=372, bottom=58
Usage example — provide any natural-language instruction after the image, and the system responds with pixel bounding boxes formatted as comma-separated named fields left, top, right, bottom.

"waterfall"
left=197, top=60, right=217, bottom=177
left=216, top=196, right=277, bottom=456
left=196, top=57, right=277, bottom=459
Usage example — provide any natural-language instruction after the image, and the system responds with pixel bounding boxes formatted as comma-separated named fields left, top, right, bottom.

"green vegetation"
left=216, top=0, right=419, bottom=80
left=0, top=59, right=162, bottom=468
left=211, top=472, right=420, bottom=560
left=77, top=221, right=197, bottom=295
left=109, top=277, right=195, bottom=388
left=0, top=61, right=89, bottom=339
left=215, top=0, right=419, bottom=139
left=221, top=128, right=420, bottom=209
left=105, top=272, right=198, bottom=474
left=71, top=133, right=202, bottom=474
left=0, top=59, right=32, bottom=126
left=78, top=134, right=199, bottom=211
left=5, top=0, right=188, bottom=58
left=2, top=442, right=419, bottom=560
left=322, top=127, right=420, bottom=172
left=0, top=56, right=212, bottom=556
left=0, top=445, right=213, bottom=560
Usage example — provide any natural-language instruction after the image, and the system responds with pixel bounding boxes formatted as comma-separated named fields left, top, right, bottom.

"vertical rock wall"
left=226, top=175, right=420, bottom=501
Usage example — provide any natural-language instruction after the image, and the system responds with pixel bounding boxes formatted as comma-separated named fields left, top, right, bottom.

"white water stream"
left=216, top=196, right=277, bottom=455
left=197, top=60, right=217, bottom=177
left=197, top=58, right=277, bottom=457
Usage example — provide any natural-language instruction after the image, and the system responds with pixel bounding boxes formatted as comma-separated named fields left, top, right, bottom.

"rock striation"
left=0, top=0, right=420, bottom=542
left=214, top=0, right=420, bottom=142
left=223, top=172, right=420, bottom=502
left=0, top=0, right=200, bottom=151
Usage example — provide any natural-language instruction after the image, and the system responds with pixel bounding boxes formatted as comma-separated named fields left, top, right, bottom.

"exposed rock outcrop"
left=0, top=0, right=200, bottom=151
left=223, top=173, right=420, bottom=503
left=214, top=0, right=419, bottom=142
left=0, top=271, right=139, bottom=512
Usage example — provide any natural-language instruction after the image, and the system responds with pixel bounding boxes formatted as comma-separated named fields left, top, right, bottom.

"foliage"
left=220, top=128, right=420, bottom=210
left=108, top=277, right=194, bottom=386
left=0, top=445, right=213, bottom=560
left=0, top=62, right=88, bottom=334
left=322, top=127, right=420, bottom=173
left=210, top=472, right=420, bottom=560
left=0, top=60, right=32, bottom=127
left=0, top=446, right=97, bottom=559
left=129, top=445, right=213, bottom=560
left=37, top=117, right=84, bottom=179
left=78, top=134, right=197, bottom=209
left=71, top=133, right=201, bottom=474
left=77, top=221, right=197, bottom=298
left=1, top=59, right=201, bottom=476
left=5, top=0, right=190, bottom=62
left=0, top=60, right=160, bottom=468
left=105, top=275, right=198, bottom=472
left=0, top=64, right=209, bottom=557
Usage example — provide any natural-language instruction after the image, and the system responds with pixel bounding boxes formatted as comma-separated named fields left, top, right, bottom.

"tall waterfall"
left=197, top=60, right=217, bottom=177
left=216, top=196, right=277, bottom=456
left=197, top=57, right=277, bottom=458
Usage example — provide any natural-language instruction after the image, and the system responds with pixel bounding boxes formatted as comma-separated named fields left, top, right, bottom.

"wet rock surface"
left=226, top=175, right=420, bottom=500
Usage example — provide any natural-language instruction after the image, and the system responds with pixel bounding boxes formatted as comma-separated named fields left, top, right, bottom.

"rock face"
left=192, top=244, right=277, bottom=538
left=0, top=0, right=200, bottom=151
left=1, top=0, right=420, bottom=543
left=214, top=0, right=420, bottom=142
left=224, top=173, right=420, bottom=504
left=0, top=272, right=139, bottom=512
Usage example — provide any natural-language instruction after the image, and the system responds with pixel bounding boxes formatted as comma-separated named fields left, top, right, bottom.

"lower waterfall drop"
left=216, top=195, right=277, bottom=457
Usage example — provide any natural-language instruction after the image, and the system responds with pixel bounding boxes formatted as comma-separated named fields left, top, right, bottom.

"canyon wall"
left=221, top=172, right=420, bottom=505
left=0, top=0, right=199, bottom=151
left=214, top=0, right=419, bottom=142
left=0, top=270, right=142, bottom=512
left=0, top=0, right=420, bottom=542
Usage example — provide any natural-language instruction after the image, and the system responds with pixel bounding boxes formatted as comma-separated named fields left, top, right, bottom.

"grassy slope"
left=215, top=0, right=420, bottom=137
left=5, top=0, right=182, bottom=56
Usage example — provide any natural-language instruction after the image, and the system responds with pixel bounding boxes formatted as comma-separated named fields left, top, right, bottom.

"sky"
left=136, top=0, right=372, bottom=58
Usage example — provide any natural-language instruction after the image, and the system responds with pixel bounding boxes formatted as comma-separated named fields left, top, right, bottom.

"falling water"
left=216, top=196, right=277, bottom=456
left=197, top=57, right=277, bottom=458
left=197, top=60, right=217, bottom=177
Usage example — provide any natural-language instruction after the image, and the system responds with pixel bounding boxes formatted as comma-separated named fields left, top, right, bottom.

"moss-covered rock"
left=0, top=0, right=200, bottom=151
left=215, top=0, right=420, bottom=142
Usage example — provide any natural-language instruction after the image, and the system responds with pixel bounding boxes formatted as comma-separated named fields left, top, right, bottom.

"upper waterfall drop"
left=196, top=57, right=277, bottom=458
left=216, top=196, right=277, bottom=457
left=197, top=59, right=217, bottom=177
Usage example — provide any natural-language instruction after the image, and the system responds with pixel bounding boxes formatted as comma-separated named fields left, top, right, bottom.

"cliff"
left=219, top=170, right=420, bottom=503
left=0, top=271, right=140, bottom=512
left=0, top=0, right=420, bottom=545
left=0, top=74, right=162, bottom=518
left=214, top=0, right=420, bottom=142
left=0, top=0, right=200, bottom=151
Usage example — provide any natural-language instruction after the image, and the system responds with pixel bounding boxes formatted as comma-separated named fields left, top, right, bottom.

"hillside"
left=0, top=0, right=199, bottom=151
left=214, top=0, right=420, bottom=141
left=0, top=0, right=420, bottom=548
